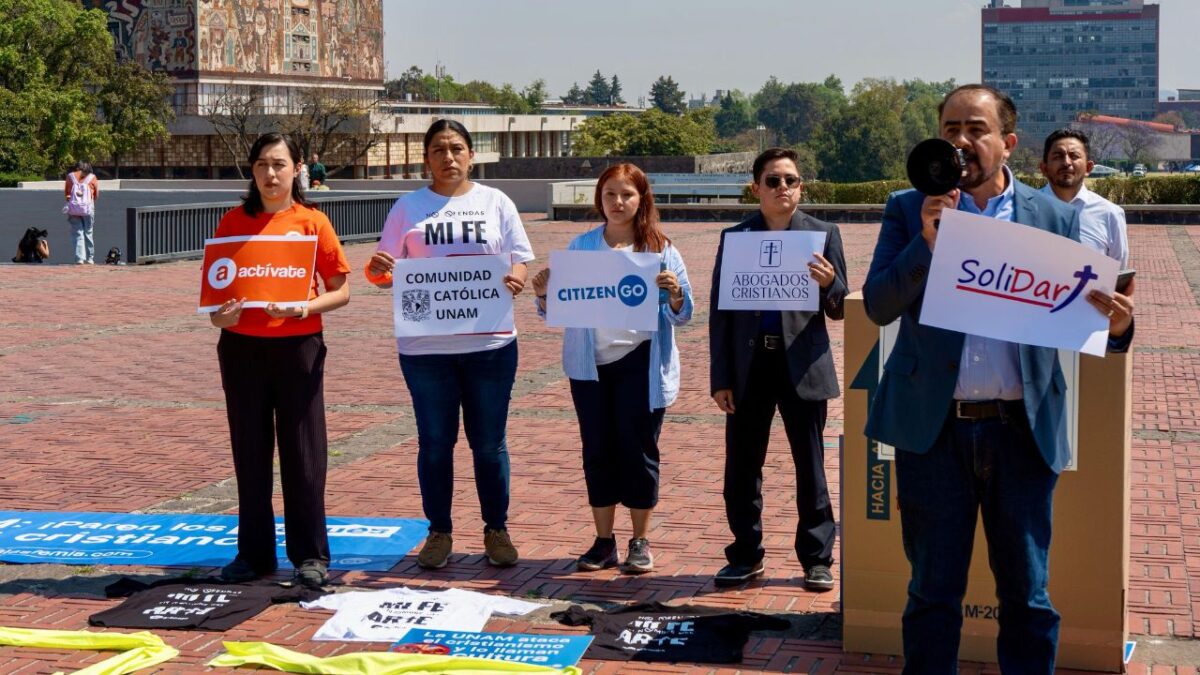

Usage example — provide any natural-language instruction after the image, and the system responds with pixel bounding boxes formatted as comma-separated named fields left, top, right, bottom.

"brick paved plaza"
left=1, top=216, right=1198, bottom=673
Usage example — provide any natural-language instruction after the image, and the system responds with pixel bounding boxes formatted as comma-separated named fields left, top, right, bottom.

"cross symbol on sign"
left=760, top=240, right=782, bottom=267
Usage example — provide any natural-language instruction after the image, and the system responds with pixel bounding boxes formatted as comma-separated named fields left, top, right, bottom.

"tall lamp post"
left=756, top=124, right=766, bottom=152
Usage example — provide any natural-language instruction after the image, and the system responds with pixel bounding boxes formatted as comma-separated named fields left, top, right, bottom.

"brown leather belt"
left=953, top=399, right=1023, bottom=421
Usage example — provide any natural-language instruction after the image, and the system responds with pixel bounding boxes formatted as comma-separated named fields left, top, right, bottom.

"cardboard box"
left=841, top=293, right=1130, bottom=672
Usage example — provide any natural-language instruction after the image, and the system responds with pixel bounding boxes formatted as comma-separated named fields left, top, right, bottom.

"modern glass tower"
left=982, top=0, right=1159, bottom=143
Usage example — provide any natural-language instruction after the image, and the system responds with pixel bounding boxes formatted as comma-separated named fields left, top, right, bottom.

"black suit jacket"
left=709, top=209, right=848, bottom=404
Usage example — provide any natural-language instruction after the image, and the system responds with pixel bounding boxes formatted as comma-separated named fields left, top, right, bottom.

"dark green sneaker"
left=804, top=564, right=834, bottom=592
left=219, top=556, right=276, bottom=583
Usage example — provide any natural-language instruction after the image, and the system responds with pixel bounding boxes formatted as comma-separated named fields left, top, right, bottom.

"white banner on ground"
left=920, top=209, right=1118, bottom=356
left=392, top=254, right=514, bottom=337
left=717, top=230, right=827, bottom=311
left=546, top=250, right=661, bottom=330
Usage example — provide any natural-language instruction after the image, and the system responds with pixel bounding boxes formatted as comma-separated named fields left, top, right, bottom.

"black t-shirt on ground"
left=551, top=602, right=790, bottom=664
left=89, top=577, right=323, bottom=631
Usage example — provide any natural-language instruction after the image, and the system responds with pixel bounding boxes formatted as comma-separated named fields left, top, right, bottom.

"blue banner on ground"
left=391, top=630, right=592, bottom=669
left=0, top=511, right=428, bottom=571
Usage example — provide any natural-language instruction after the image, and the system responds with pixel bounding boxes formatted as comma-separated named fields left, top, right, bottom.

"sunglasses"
left=764, top=174, right=802, bottom=189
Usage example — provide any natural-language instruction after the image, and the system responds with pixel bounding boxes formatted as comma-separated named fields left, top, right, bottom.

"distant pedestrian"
left=208, top=132, right=351, bottom=589
left=309, top=153, right=327, bottom=186
left=64, top=161, right=98, bottom=264
left=298, top=159, right=310, bottom=191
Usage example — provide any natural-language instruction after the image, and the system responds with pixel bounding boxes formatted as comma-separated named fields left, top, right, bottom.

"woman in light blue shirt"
left=531, top=163, right=693, bottom=574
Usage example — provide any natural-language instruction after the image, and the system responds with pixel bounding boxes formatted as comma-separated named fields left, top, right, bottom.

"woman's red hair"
left=594, top=163, right=668, bottom=253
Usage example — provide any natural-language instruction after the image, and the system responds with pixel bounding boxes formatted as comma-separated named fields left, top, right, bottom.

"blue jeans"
left=894, top=407, right=1060, bottom=675
left=398, top=340, right=517, bottom=534
left=68, top=215, right=94, bottom=263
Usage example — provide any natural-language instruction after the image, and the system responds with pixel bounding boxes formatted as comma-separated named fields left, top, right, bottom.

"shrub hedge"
left=0, top=173, right=46, bottom=188
left=739, top=174, right=1200, bottom=205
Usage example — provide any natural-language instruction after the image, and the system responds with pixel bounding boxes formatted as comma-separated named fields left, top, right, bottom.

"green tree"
left=570, top=113, right=640, bottom=156
left=0, top=0, right=115, bottom=176
left=754, top=77, right=847, bottom=146
left=488, top=84, right=529, bottom=114
left=814, top=78, right=907, bottom=182
left=650, top=75, right=686, bottom=115
left=609, top=75, right=625, bottom=105
left=587, top=70, right=612, bottom=105
left=385, top=66, right=430, bottom=100
left=571, top=108, right=714, bottom=156
left=521, top=79, right=547, bottom=113
left=98, top=60, right=174, bottom=177
left=715, top=90, right=754, bottom=138
left=562, top=82, right=587, bottom=105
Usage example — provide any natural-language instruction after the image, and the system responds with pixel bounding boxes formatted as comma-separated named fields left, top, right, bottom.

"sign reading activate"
left=198, top=235, right=317, bottom=312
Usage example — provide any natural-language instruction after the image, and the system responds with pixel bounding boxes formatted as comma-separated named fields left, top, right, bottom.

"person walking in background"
left=298, top=158, right=310, bottom=192
left=710, top=148, right=847, bottom=592
left=64, top=161, right=98, bottom=264
left=530, top=163, right=693, bottom=574
left=309, top=153, right=327, bottom=186
left=365, top=119, right=533, bottom=571
left=208, top=132, right=351, bottom=589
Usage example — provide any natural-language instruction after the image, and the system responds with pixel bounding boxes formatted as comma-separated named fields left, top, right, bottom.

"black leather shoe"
left=219, top=556, right=276, bottom=583
left=714, top=561, right=766, bottom=587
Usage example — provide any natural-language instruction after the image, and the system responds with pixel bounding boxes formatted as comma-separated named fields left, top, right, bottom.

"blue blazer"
left=862, top=181, right=1127, bottom=474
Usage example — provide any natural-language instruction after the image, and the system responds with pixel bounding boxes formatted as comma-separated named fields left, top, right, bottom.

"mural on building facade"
left=85, top=0, right=197, bottom=73
left=85, top=0, right=382, bottom=81
left=195, top=0, right=382, bottom=81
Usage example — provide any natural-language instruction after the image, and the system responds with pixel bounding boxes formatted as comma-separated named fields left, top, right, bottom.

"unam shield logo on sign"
left=401, top=290, right=431, bottom=321
left=208, top=258, right=237, bottom=290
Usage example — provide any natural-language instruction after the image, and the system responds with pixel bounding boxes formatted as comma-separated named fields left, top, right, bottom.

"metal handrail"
left=126, top=193, right=403, bottom=264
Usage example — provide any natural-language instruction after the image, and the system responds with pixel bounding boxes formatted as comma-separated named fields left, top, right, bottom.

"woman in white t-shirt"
left=366, top=120, right=533, bottom=571
left=531, top=163, right=693, bottom=574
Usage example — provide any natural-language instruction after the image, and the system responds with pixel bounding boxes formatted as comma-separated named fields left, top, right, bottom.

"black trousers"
left=217, top=330, right=330, bottom=569
left=569, top=342, right=666, bottom=510
left=723, top=343, right=836, bottom=569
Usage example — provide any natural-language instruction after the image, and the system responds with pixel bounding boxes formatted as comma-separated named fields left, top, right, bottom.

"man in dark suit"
left=863, top=84, right=1134, bottom=674
left=709, top=147, right=848, bottom=591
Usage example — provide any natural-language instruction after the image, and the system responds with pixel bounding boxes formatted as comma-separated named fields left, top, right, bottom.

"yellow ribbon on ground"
left=0, top=626, right=179, bottom=675
left=209, top=641, right=584, bottom=675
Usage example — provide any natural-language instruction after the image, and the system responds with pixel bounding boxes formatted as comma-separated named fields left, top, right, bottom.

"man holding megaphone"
left=862, top=84, right=1133, bottom=674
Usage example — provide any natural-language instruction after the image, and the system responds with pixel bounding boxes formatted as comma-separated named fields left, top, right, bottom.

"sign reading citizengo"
left=197, top=235, right=318, bottom=313
left=546, top=250, right=661, bottom=331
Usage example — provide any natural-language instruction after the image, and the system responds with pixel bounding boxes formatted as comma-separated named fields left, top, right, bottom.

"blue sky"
left=382, top=0, right=1197, bottom=102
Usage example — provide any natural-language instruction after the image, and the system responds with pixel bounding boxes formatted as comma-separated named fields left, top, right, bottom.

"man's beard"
left=1051, top=172, right=1084, bottom=190
left=959, top=154, right=1001, bottom=190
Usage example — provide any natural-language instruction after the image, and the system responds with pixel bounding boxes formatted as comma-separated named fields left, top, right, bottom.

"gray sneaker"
left=417, top=532, right=453, bottom=569
left=620, top=537, right=653, bottom=574
left=804, top=564, right=834, bottom=591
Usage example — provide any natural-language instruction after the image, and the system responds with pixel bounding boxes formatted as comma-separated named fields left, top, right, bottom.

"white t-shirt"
left=593, top=241, right=652, bottom=365
left=302, top=586, right=543, bottom=643
left=378, top=184, right=536, bottom=355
